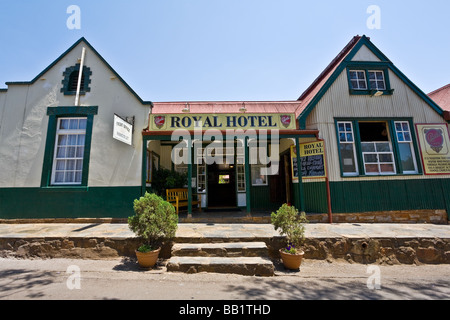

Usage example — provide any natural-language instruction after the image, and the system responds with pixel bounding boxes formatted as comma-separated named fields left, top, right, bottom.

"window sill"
left=40, top=186, right=89, bottom=193
left=340, top=173, right=422, bottom=178
left=349, top=89, right=394, bottom=96
left=63, top=91, right=87, bottom=96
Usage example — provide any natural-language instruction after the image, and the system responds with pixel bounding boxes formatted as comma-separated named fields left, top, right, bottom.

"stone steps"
left=171, top=242, right=269, bottom=257
left=167, top=241, right=275, bottom=276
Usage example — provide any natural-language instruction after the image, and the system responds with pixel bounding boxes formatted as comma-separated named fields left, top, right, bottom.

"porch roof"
left=151, top=101, right=302, bottom=115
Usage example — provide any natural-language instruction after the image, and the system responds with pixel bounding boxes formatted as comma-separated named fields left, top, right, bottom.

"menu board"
left=291, top=141, right=327, bottom=181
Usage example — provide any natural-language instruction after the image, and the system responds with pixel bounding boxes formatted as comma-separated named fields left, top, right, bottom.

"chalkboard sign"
left=291, top=142, right=327, bottom=180
left=300, top=154, right=325, bottom=177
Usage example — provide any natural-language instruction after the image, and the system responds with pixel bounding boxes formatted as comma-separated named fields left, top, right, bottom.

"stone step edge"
left=167, top=256, right=274, bottom=276
left=172, top=242, right=269, bottom=257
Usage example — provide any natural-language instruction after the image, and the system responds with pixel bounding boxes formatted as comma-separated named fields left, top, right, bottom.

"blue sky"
left=1, top=0, right=449, bottom=102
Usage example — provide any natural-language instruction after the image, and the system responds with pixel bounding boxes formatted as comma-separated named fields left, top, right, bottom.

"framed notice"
left=415, top=124, right=450, bottom=175
left=291, top=141, right=327, bottom=182
left=113, top=114, right=133, bottom=145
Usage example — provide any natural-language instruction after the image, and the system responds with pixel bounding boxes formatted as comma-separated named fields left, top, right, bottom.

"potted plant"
left=128, top=192, right=178, bottom=268
left=271, top=204, right=308, bottom=270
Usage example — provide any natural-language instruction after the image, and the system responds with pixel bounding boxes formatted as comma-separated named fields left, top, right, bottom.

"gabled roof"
left=2, top=37, right=152, bottom=106
left=295, top=35, right=446, bottom=128
left=295, top=35, right=363, bottom=119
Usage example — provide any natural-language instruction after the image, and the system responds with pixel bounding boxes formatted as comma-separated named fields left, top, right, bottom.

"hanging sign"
left=291, top=141, right=327, bottom=182
left=113, top=114, right=133, bottom=145
left=415, top=124, right=450, bottom=175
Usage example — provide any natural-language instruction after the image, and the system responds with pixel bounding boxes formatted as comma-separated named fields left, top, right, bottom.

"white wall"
left=0, top=41, right=150, bottom=188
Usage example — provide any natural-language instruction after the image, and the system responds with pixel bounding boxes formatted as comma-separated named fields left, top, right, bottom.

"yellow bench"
left=166, top=188, right=202, bottom=214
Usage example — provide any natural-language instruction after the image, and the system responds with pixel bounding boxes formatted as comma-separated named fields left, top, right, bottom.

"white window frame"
left=249, top=144, right=268, bottom=186
left=337, top=121, right=359, bottom=176
left=394, top=121, right=418, bottom=174
left=361, top=141, right=396, bottom=175
left=196, top=148, right=207, bottom=193
left=368, top=70, right=386, bottom=91
left=349, top=70, right=368, bottom=90
left=51, top=117, right=87, bottom=185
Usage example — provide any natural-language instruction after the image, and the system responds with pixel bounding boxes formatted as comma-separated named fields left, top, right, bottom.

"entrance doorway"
left=207, top=163, right=236, bottom=208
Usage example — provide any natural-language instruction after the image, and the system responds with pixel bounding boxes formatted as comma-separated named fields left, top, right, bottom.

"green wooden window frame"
left=41, top=106, right=98, bottom=189
left=61, top=64, right=92, bottom=96
left=335, top=118, right=423, bottom=178
left=346, top=63, right=394, bottom=96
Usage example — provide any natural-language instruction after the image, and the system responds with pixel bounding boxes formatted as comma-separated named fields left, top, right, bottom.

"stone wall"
left=2, top=236, right=448, bottom=265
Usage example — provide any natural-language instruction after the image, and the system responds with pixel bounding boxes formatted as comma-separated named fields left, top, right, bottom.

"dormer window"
left=346, top=64, right=394, bottom=96
left=61, top=64, right=91, bottom=95
left=349, top=71, right=368, bottom=90
left=368, top=71, right=386, bottom=91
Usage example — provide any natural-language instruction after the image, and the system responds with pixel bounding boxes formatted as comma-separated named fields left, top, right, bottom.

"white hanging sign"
left=113, top=114, right=133, bottom=145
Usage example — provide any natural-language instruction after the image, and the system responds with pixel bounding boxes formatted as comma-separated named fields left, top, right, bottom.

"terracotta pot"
left=135, top=247, right=161, bottom=268
left=279, top=248, right=304, bottom=270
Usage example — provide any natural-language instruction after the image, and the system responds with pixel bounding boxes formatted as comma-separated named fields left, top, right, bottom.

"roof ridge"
left=297, top=35, right=362, bottom=101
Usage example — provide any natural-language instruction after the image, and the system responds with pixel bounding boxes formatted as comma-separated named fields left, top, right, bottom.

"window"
left=359, top=122, right=396, bottom=175
left=196, top=148, right=206, bottom=193
left=336, top=119, right=421, bottom=177
left=347, top=66, right=393, bottom=95
left=368, top=71, right=386, bottom=91
left=61, top=64, right=92, bottom=95
left=337, top=122, right=358, bottom=176
left=51, top=118, right=87, bottom=185
left=41, top=106, right=97, bottom=188
left=250, top=145, right=268, bottom=186
left=394, top=121, right=418, bottom=173
left=236, top=145, right=246, bottom=192
left=349, top=71, right=368, bottom=90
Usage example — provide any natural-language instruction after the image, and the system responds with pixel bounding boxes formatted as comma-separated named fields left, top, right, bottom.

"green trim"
left=47, top=106, right=98, bottom=116
left=60, top=64, right=92, bottom=95
left=244, top=137, right=251, bottom=212
left=141, top=139, right=148, bottom=196
left=41, top=106, right=98, bottom=188
left=343, top=35, right=391, bottom=62
left=297, top=35, right=445, bottom=128
left=329, top=179, right=450, bottom=218
left=335, top=117, right=423, bottom=177
left=409, top=118, right=423, bottom=175
left=346, top=63, right=394, bottom=96
left=5, top=37, right=152, bottom=106
left=187, top=146, right=193, bottom=214
left=0, top=186, right=141, bottom=219
left=295, top=137, right=305, bottom=212
left=388, top=120, right=403, bottom=173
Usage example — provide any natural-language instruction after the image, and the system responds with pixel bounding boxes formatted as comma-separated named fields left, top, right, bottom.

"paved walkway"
left=0, top=222, right=448, bottom=240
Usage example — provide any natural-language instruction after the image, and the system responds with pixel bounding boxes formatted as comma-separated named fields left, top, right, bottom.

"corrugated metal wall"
left=306, top=68, right=450, bottom=182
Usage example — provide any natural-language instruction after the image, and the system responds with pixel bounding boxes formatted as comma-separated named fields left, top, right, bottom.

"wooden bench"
left=166, top=188, right=202, bottom=214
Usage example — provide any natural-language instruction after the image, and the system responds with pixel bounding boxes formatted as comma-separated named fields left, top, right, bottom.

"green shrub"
left=151, top=168, right=187, bottom=197
left=271, top=204, right=308, bottom=254
left=128, top=192, right=178, bottom=249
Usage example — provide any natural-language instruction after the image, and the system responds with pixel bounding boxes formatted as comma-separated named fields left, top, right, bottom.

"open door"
left=207, top=163, right=237, bottom=208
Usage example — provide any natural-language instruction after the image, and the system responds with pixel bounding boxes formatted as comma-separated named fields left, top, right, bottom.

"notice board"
left=415, top=124, right=450, bottom=175
left=291, top=141, right=327, bottom=182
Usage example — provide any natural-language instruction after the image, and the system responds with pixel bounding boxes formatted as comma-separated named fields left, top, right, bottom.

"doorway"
left=207, top=163, right=237, bottom=208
